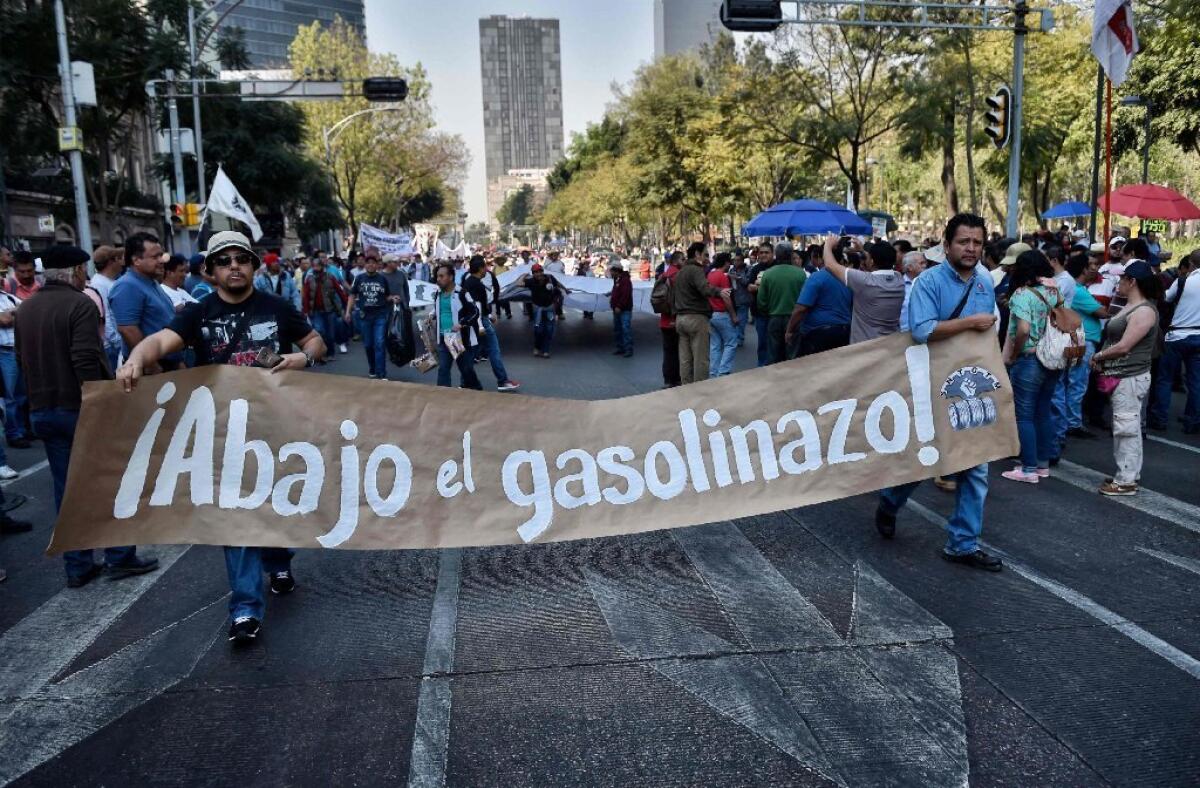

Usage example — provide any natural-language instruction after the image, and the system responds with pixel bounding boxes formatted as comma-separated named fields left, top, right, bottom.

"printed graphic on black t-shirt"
left=351, top=273, right=390, bottom=315
left=168, top=289, right=313, bottom=367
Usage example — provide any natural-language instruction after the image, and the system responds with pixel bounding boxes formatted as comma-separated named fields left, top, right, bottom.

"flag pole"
left=1103, top=78, right=1113, bottom=264
left=1088, top=63, right=1104, bottom=243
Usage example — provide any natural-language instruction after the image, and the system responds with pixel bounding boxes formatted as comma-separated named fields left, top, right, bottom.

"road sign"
left=37, top=215, right=55, bottom=233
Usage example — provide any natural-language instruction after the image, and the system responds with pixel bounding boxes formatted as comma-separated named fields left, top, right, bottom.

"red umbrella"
left=1097, top=184, right=1200, bottom=221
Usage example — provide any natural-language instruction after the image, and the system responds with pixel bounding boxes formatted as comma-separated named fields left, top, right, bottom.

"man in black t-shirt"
left=118, top=231, right=326, bottom=646
left=464, top=255, right=520, bottom=391
left=344, top=248, right=391, bottom=379
left=521, top=264, right=565, bottom=358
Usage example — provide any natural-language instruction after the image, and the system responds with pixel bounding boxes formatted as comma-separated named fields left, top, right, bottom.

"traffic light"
left=720, top=0, right=783, bottom=32
left=362, top=77, right=408, bottom=102
left=984, top=86, right=1012, bottom=149
left=170, top=203, right=185, bottom=225
left=184, top=203, right=203, bottom=228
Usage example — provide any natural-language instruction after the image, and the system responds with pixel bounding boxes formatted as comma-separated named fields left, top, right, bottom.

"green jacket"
left=757, top=264, right=807, bottom=317
left=673, top=261, right=721, bottom=316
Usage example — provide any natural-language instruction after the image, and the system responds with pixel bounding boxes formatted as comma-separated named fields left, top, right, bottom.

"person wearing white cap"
left=116, top=230, right=327, bottom=644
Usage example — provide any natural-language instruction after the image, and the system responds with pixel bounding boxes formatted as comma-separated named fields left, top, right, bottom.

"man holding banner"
left=876, top=214, right=1004, bottom=572
left=116, top=231, right=328, bottom=643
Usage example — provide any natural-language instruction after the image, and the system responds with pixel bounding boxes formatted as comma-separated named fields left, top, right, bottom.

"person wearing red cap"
left=255, top=251, right=301, bottom=312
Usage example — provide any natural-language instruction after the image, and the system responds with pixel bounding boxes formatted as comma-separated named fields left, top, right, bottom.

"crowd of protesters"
left=0, top=213, right=1195, bottom=628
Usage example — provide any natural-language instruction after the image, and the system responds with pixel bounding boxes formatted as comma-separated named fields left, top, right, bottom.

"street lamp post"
left=53, top=0, right=92, bottom=254
left=1120, top=95, right=1152, bottom=184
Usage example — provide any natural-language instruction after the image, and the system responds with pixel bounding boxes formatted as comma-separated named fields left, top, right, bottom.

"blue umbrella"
left=742, top=199, right=873, bottom=237
left=1041, top=201, right=1091, bottom=220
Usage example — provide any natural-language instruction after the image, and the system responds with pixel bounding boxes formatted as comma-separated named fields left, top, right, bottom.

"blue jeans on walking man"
left=708, top=311, right=739, bottom=377
left=225, top=546, right=295, bottom=622
left=437, top=338, right=483, bottom=389
left=1151, top=335, right=1200, bottom=431
left=533, top=306, right=557, bottom=355
left=0, top=347, right=29, bottom=441
left=1010, top=354, right=1061, bottom=473
left=361, top=313, right=388, bottom=377
left=310, top=312, right=338, bottom=357
left=879, top=463, right=989, bottom=556
left=31, top=407, right=138, bottom=579
left=754, top=315, right=771, bottom=367
left=612, top=309, right=633, bottom=355
left=475, top=316, right=512, bottom=385
left=735, top=305, right=750, bottom=346
left=1050, top=340, right=1095, bottom=457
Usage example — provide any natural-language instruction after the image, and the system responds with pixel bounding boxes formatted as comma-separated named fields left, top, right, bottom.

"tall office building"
left=212, top=0, right=366, bottom=68
left=654, top=0, right=722, bottom=58
left=479, top=15, right=565, bottom=225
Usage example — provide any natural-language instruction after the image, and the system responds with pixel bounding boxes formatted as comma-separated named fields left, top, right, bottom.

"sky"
left=365, top=1, right=656, bottom=223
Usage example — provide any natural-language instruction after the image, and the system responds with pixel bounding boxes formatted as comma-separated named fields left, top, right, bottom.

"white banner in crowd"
left=498, top=264, right=657, bottom=315
left=358, top=223, right=414, bottom=256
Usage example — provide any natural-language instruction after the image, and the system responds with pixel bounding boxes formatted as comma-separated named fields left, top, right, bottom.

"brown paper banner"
left=48, top=331, right=1018, bottom=554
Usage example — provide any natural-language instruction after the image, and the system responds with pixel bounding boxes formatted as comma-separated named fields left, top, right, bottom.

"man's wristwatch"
left=303, top=351, right=315, bottom=368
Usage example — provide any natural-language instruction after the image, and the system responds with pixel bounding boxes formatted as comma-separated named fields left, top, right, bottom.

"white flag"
left=1092, top=0, right=1138, bottom=87
left=204, top=166, right=263, bottom=241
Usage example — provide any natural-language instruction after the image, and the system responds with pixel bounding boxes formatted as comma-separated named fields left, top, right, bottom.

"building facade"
left=212, top=0, right=366, bottom=68
left=653, top=0, right=722, bottom=58
left=478, top=15, right=564, bottom=225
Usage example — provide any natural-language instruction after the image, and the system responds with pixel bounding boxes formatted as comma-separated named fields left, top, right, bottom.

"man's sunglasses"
left=211, top=252, right=255, bottom=268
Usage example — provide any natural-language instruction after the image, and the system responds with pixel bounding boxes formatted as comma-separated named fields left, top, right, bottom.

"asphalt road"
left=2, top=311, right=1199, bottom=787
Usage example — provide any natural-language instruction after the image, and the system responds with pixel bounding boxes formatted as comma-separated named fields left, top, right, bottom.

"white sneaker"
left=0, top=466, right=18, bottom=481
left=337, top=343, right=348, bottom=353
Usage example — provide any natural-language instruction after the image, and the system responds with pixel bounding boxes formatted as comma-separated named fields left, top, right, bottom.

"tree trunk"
left=986, top=191, right=1007, bottom=235
left=941, top=105, right=959, bottom=216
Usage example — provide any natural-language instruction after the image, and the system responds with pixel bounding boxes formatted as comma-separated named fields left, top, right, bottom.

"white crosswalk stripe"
left=1146, top=434, right=1200, bottom=455
left=906, top=500, right=1200, bottom=681
left=1050, top=459, right=1200, bottom=536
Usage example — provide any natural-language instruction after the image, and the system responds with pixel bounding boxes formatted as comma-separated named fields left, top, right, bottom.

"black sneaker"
left=228, top=616, right=261, bottom=643
left=269, top=570, right=296, bottom=595
left=874, top=505, right=896, bottom=539
left=66, top=564, right=104, bottom=588
left=0, top=516, right=32, bottom=534
left=105, top=556, right=159, bottom=579
left=1066, top=427, right=1096, bottom=439
left=7, top=438, right=31, bottom=450
left=941, top=549, right=1003, bottom=572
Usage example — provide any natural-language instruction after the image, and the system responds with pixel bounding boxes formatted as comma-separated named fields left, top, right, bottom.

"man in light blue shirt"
left=877, top=214, right=1004, bottom=573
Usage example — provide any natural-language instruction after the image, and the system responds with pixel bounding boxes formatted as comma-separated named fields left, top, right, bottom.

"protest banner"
left=498, top=264, right=657, bottom=314
left=358, top=223, right=414, bottom=256
left=47, top=331, right=1017, bottom=554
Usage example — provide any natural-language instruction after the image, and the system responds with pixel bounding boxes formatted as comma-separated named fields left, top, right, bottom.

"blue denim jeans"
left=1009, top=354, right=1061, bottom=472
left=533, top=306, right=557, bottom=354
left=1051, top=340, right=1096, bottom=454
left=735, top=305, right=750, bottom=345
left=0, top=347, right=28, bottom=441
left=105, top=343, right=122, bottom=376
left=361, top=313, right=388, bottom=376
left=880, top=463, right=989, bottom=555
left=310, top=312, right=338, bottom=356
left=225, top=546, right=294, bottom=622
left=31, top=407, right=136, bottom=578
left=1151, top=334, right=1200, bottom=430
left=437, top=339, right=483, bottom=389
left=476, top=316, right=511, bottom=384
left=612, top=309, right=633, bottom=355
left=708, top=311, right=739, bottom=377
left=754, top=315, right=771, bottom=367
